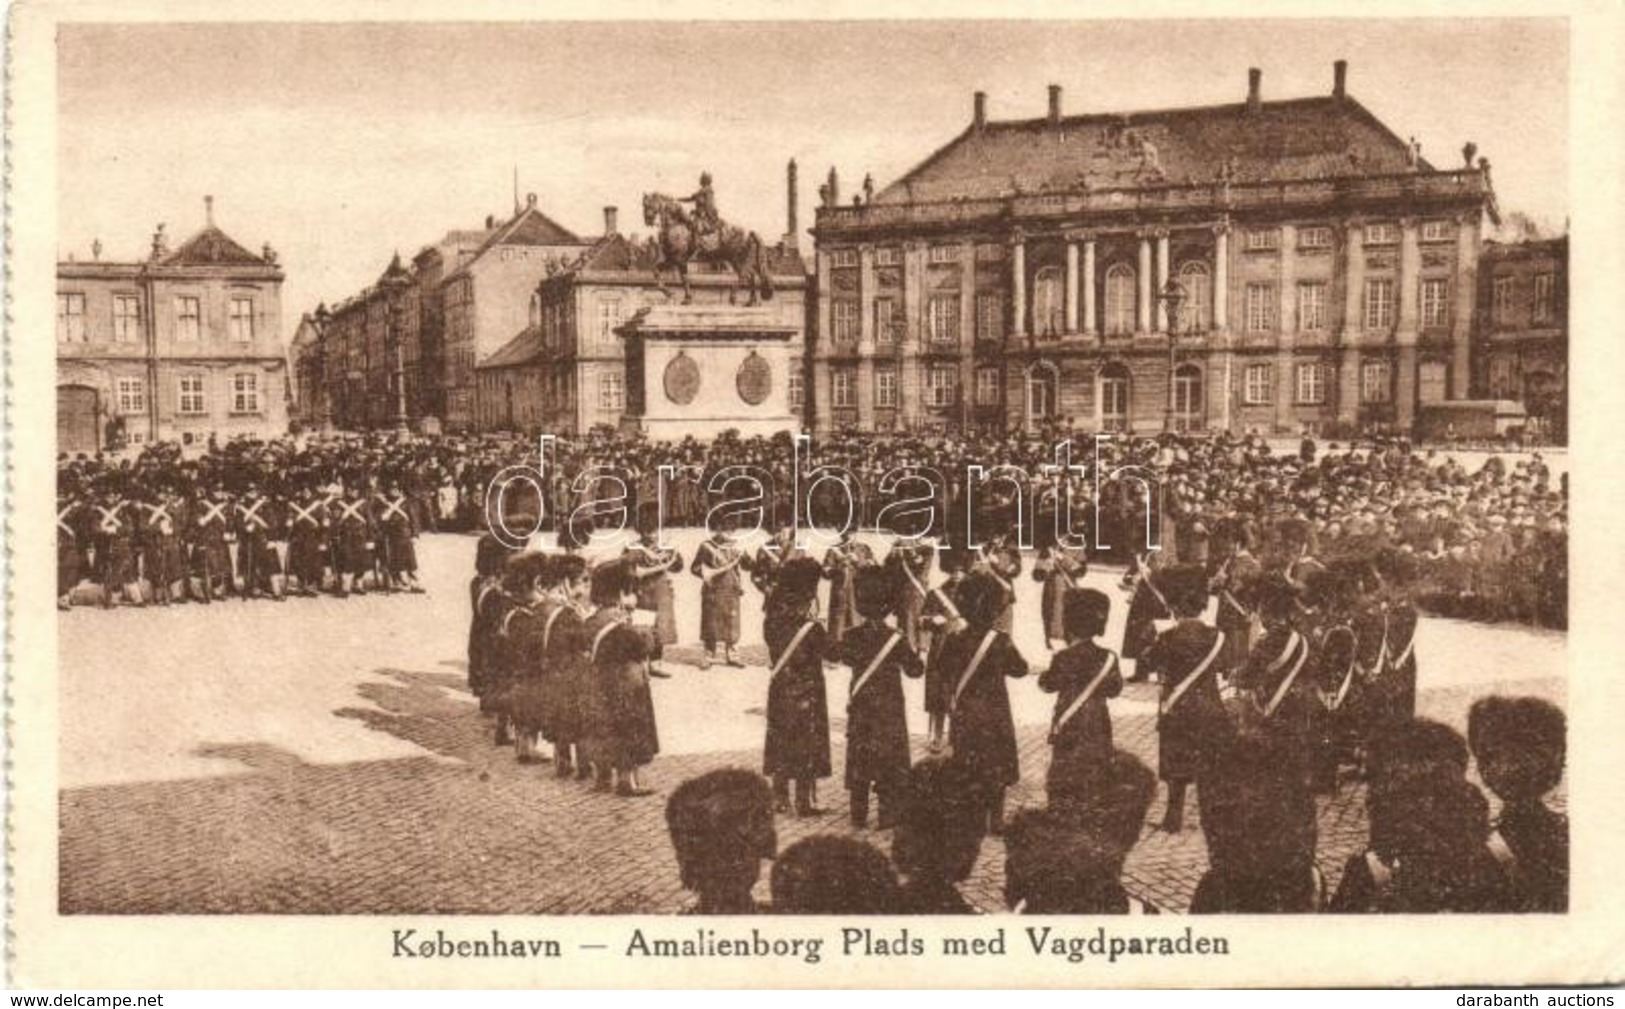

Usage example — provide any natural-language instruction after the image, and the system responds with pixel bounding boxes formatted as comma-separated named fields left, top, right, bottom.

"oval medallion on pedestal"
left=663, top=353, right=700, bottom=406
left=736, top=352, right=772, bottom=406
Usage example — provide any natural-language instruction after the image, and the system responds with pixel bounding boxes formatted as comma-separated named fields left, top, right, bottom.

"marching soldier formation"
left=60, top=426, right=1567, bottom=914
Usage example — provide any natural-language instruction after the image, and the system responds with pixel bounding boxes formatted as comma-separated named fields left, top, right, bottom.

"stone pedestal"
left=618, top=305, right=800, bottom=440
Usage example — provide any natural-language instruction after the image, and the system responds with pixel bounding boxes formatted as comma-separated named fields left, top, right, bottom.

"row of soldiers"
left=56, top=475, right=425, bottom=608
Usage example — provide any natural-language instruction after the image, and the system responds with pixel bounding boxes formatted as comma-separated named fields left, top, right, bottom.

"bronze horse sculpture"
left=642, top=192, right=775, bottom=306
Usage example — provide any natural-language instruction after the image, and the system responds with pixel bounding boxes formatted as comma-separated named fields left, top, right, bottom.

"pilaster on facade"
left=1009, top=233, right=1028, bottom=338
left=1341, top=218, right=1365, bottom=346
left=1154, top=229, right=1172, bottom=333
left=1136, top=235, right=1153, bottom=334
left=1451, top=216, right=1477, bottom=399
left=1081, top=237, right=1098, bottom=337
left=1212, top=220, right=1231, bottom=334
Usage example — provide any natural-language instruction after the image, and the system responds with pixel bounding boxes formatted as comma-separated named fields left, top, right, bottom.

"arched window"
left=1173, top=364, right=1203, bottom=432
left=1105, top=263, right=1136, bottom=335
left=1100, top=363, right=1131, bottom=431
left=1178, top=261, right=1211, bottom=332
left=1026, top=361, right=1058, bottom=424
left=1033, top=266, right=1064, bottom=338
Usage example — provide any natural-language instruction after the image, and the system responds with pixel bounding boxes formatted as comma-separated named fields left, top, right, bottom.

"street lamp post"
left=1157, top=278, right=1187, bottom=433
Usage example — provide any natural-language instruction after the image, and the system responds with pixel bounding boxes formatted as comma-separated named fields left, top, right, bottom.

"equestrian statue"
left=642, top=172, right=775, bottom=306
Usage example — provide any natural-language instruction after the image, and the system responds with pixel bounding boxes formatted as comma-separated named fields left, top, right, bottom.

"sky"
left=57, top=18, right=1568, bottom=343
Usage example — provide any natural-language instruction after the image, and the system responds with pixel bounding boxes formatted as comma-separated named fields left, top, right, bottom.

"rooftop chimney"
left=1247, top=68, right=1262, bottom=114
left=785, top=159, right=799, bottom=249
left=1048, top=84, right=1062, bottom=124
left=204, top=195, right=215, bottom=228
left=973, top=90, right=987, bottom=129
left=1333, top=59, right=1348, bottom=100
left=603, top=206, right=618, bottom=236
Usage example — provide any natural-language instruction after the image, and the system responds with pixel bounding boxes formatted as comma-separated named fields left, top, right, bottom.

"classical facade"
left=56, top=198, right=287, bottom=454
left=809, top=64, right=1499, bottom=437
left=476, top=208, right=809, bottom=436
left=312, top=254, right=420, bottom=431
left=1474, top=236, right=1567, bottom=443
left=440, top=197, right=593, bottom=430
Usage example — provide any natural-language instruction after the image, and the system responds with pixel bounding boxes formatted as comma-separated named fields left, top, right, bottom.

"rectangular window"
left=975, top=367, right=1001, bottom=406
left=178, top=374, right=207, bottom=415
left=231, top=373, right=260, bottom=413
left=116, top=377, right=146, bottom=415
left=788, top=370, right=805, bottom=410
left=927, top=295, right=961, bottom=344
left=975, top=293, right=1003, bottom=341
left=832, top=300, right=860, bottom=344
left=173, top=297, right=201, bottom=342
left=1245, top=283, right=1277, bottom=333
left=928, top=245, right=961, bottom=264
left=112, top=295, right=142, bottom=343
left=1245, top=229, right=1279, bottom=251
left=1243, top=363, right=1273, bottom=405
left=599, top=373, right=624, bottom=411
left=830, top=248, right=858, bottom=269
left=1533, top=273, right=1556, bottom=323
left=1296, top=363, right=1328, bottom=405
left=57, top=293, right=87, bottom=343
left=229, top=297, right=255, bottom=342
left=1421, top=278, right=1450, bottom=327
left=1493, top=276, right=1516, bottom=323
left=1364, top=278, right=1395, bottom=329
left=875, top=369, right=898, bottom=408
left=975, top=244, right=1006, bottom=262
left=597, top=298, right=622, bottom=344
left=1421, top=220, right=1454, bottom=242
left=926, top=366, right=957, bottom=408
left=874, top=298, right=898, bottom=343
left=832, top=369, right=855, bottom=408
left=1361, top=360, right=1391, bottom=403
left=874, top=247, right=901, bottom=267
left=1364, top=223, right=1398, bottom=246
left=1297, top=282, right=1328, bottom=332
left=1297, top=226, right=1333, bottom=249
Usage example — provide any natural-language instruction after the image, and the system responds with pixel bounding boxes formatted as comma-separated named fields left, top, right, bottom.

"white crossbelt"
left=770, top=621, right=817, bottom=680
left=1051, top=651, right=1118, bottom=740
left=1160, top=632, right=1225, bottom=716
left=849, top=631, right=902, bottom=702
left=1263, top=633, right=1310, bottom=718
left=950, top=630, right=1000, bottom=712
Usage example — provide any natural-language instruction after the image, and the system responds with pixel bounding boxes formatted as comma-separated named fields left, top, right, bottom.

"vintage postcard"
left=7, top=0, right=1625, bottom=989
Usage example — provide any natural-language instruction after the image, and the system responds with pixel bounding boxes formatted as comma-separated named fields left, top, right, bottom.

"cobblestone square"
left=59, top=531, right=1566, bottom=915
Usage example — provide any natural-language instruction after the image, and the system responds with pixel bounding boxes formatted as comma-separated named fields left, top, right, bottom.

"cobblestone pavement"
left=59, top=532, right=1566, bottom=915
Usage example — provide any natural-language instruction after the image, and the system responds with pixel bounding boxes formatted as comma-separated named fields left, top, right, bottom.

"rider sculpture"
left=643, top=172, right=774, bottom=306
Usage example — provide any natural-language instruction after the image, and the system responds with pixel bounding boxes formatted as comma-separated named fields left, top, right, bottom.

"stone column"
left=1394, top=220, right=1421, bottom=432
left=1137, top=234, right=1152, bottom=333
left=1275, top=224, right=1297, bottom=433
left=959, top=240, right=977, bottom=430
left=900, top=241, right=925, bottom=427
left=1451, top=214, right=1478, bottom=400
left=1064, top=239, right=1080, bottom=334
left=1213, top=221, right=1230, bottom=331
left=1082, top=237, right=1097, bottom=336
left=1337, top=345, right=1362, bottom=426
left=814, top=248, right=834, bottom=432
left=856, top=244, right=876, bottom=426
left=1342, top=218, right=1365, bottom=340
left=1155, top=230, right=1171, bottom=332
left=1011, top=235, right=1027, bottom=337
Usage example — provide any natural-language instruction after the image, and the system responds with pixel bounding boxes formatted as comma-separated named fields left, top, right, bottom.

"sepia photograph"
left=8, top=4, right=1622, bottom=990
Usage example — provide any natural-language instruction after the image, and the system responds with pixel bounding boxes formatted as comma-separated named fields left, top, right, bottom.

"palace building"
left=808, top=63, right=1500, bottom=437
left=1475, top=235, right=1567, bottom=443
left=56, top=198, right=287, bottom=454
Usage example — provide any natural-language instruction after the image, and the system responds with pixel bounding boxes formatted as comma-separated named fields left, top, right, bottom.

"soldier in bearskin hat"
left=838, top=565, right=924, bottom=830
left=761, top=556, right=832, bottom=816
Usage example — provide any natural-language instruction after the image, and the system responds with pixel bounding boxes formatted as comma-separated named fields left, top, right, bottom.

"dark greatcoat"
left=286, top=496, right=330, bottom=587
left=837, top=621, right=924, bottom=791
left=1039, top=640, right=1122, bottom=804
left=921, top=577, right=969, bottom=716
left=762, top=611, right=832, bottom=780
left=691, top=538, right=745, bottom=649
left=1141, top=620, right=1236, bottom=785
left=541, top=604, right=589, bottom=745
left=1232, top=626, right=1316, bottom=789
left=1036, top=547, right=1089, bottom=645
left=1122, top=556, right=1173, bottom=661
left=939, top=626, right=1028, bottom=788
left=585, top=614, right=660, bottom=770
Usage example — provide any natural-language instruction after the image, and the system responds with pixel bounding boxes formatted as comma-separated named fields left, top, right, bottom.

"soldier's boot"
left=554, top=744, right=574, bottom=779
left=986, top=786, right=1007, bottom=836
left=574, top=746, right=593, bottom=781
left=794, top=778, right=825, bottom=817
left=592, top=765, right=614, bottom=793
left=772, top=776, right=792, bottom=815
left=493, top=716, right=512, bottom=748
left=1160, top=782, right=1188, bottom=833
left=616, top=766, right=654, bottom=798
left=875, top=786, right=898, bottom=831
left=849, top=782, right=870, bottom=829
